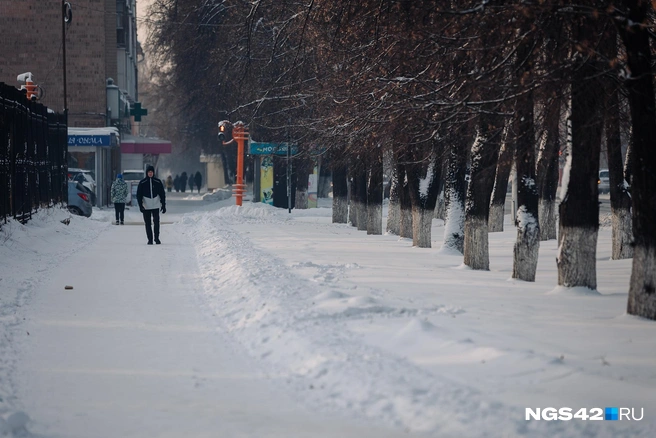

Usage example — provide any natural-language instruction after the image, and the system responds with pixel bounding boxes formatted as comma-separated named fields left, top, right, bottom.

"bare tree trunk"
left=619, top=1, right=656, bottom=320
left=489, top=127, right=513, bottom=232
left=464, top=113, right=503, bottom=270
left=367, top=148, right=383, bottom=235
left=602, top=27, right=633, bottom=260
left=512, top=34, right=540, bottom=282
left=536, top=94, right=562, bottom=241
left=434, top=159, right=447, bottom=220
left=332, top=163, right=348, bottom=224
left=398, top=161, right=413, bottom=239
left=386, top=155, right=400, bottom=235
left=443, top=133, right=468, bottom=253
left=356, top=163, right=368, bottom=231
left=294, top=156, right=310, bottom=209
left=557, top=16, right=603, bottom=290
left=434, top=188, right=445, bottom=220
left=348, top=163, right=359, bottom=228
left=407, top=142, right=442, bottom=248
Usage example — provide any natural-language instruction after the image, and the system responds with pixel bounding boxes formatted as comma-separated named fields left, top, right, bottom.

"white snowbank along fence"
left=0, top=83, right=68, bottom=226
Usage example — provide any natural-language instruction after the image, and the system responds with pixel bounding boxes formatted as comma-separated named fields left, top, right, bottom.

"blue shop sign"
left=249, top=142, right=298, bottom=155
left=68, top=134, right=113, bottom=146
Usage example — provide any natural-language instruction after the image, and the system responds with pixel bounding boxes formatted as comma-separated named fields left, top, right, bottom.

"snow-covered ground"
left=1, top=194, right=654, bottom=437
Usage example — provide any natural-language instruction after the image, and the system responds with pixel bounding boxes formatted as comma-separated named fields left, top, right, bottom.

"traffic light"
left=218, top=124, right=227, bottom=143
left=17, top=72, right=38, bottom=101
left=24, top=80, right=37, bottom=100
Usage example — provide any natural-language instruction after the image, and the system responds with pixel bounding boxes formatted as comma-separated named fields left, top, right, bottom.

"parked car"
left=122, top=169, right=145, bottom=205
left=68, top=181, right=93, bottom=217
left=68, top=168, right=97, bottom=205
left=598, top=169, right=610, bottom=194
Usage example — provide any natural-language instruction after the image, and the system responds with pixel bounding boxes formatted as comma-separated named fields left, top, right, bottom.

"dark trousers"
left=114, top=203, right=125, bottom=222
left=142, top=209, right=160, bottom=242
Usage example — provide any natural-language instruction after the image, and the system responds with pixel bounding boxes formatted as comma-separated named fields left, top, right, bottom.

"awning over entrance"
left=121, top=134, right=172, bottom=154
left=68, top=127, right=120, bottom=148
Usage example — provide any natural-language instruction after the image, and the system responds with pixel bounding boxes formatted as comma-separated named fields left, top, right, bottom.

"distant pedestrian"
left=165, top=175, right=173, bottom=192
left=137, top=165, right=166, bottom=245
left=110, top=173, right=128, bottom=225
left=188, top=172, right=195, bottom=192
left=174, top=174, right=180, bottom=192
left=180, top=172, right=188, bottom=193
left=194, top=171, right=202, bottom=193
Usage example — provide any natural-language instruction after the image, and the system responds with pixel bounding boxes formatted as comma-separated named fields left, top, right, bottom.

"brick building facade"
left=0, top=0, right=138, bottom=128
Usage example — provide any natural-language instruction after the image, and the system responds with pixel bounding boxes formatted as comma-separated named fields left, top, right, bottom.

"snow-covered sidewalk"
left=0, top=207, right=409, bottom=438
left=1, top=200, right=655, bottom=437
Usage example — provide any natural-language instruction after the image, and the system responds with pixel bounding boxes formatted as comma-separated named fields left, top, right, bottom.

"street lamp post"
left=232, top=123, right=249, bottom=206
left=62, top=1, right=72, bottom=114
left=218, top=120, right=249, bottom=206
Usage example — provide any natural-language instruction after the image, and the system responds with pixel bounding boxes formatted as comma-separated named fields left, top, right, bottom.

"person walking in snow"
left=194, top=171, right=202, bottom=194
left=165, top=175, right=173, bottom=192
left=136, top=165, right=166, bottom=245
left=179, top=172, right=188, bottom=193
left=110, top=173, right=128, bottom=225
left=188, top=172, right=195, bottom=193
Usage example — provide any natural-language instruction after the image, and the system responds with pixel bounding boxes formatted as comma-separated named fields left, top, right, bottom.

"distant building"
left=0, top=1, right=170, bottom=206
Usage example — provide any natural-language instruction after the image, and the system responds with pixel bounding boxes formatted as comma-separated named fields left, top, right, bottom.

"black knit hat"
left=146, top=165, right=155, bottom=174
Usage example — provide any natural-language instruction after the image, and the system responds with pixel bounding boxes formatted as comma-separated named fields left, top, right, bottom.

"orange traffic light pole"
left=231, top=123, right=249, bottom=206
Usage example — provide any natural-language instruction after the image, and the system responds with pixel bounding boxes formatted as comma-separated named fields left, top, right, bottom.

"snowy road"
left=11, top=214, right=409, bottom=438
left=2, top=193, right=654, bottom=437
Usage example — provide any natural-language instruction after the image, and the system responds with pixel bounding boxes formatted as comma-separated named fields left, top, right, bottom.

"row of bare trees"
left=146, top=1, right=655, bottom=320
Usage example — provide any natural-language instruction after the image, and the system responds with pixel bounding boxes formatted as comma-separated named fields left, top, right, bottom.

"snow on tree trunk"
left=386, top=162, right=400, bottom=235
left=512, top=46, right=540, bottom=282
left=367, top=149, right=383, bottom=235
left=514, top=206, right=540, bottom=281
left=464, top=112, right=502, bottom=271
left=619, top=1, right=656, bottom=320
left=442, top=133, right=468, bottom=253
left=332, top=165, right=348, bottom=224
left=558, top=18, right=603, bottom=290
left=444, top=189, right=465, bottom=253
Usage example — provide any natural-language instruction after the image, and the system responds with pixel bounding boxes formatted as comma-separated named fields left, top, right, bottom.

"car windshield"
left=123, top=172, right=144, bottom=181
left=599, top=171, right=609, bottom=178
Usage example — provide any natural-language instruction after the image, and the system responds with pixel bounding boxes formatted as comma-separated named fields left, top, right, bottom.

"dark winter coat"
left=137, top=173, right=166, bottom=211
left=194, top=171, right=202, bottom=190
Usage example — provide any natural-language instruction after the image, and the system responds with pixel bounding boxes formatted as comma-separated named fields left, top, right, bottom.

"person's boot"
left=147, top=240, right=153, bottom=245
left=155, top=238, right=161, bottom=245
left=115, top=220, right=119, bottom=225
left=120, top=221, right=124, bottom=225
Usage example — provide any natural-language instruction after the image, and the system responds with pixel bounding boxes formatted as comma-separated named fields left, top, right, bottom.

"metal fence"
left=0, top=83, right=68, bottom=226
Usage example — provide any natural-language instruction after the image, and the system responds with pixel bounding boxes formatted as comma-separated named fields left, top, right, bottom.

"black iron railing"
left=0, top=83, right=67, bottom=226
